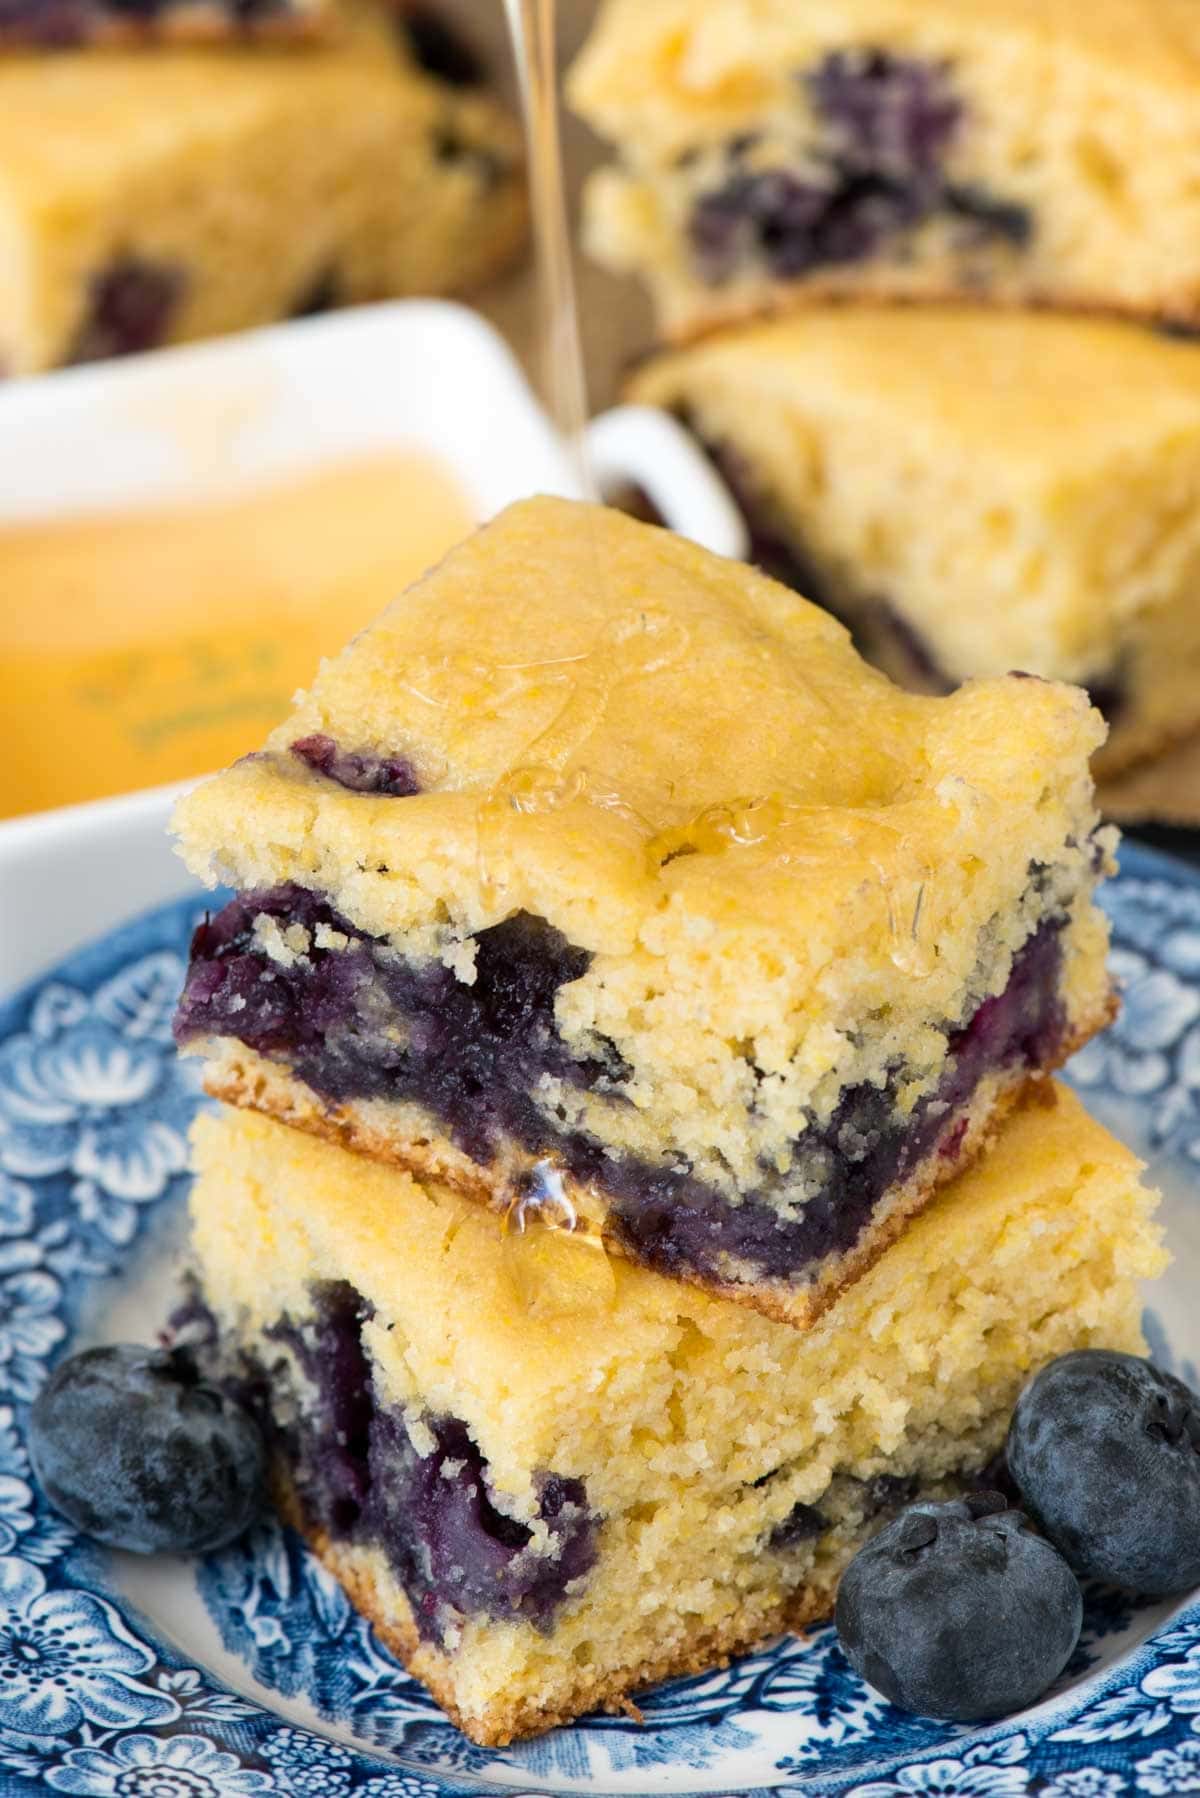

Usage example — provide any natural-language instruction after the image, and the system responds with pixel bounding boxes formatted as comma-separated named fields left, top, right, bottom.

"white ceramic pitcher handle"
left=584, top=404, right=748, bottom=560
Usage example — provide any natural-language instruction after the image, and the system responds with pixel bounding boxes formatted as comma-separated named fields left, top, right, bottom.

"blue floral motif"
left=843, top=1732, right=1029, bottom=1796
left=1139, top=1645, right=1200, bottom=1719
left=0, top=1179, right=33, bottom=1242
left=1051, top=1682, right=1175, bottom=1747
left=45, top=1732, right=277, bottom=1796
left=6, top=849, right=1200, bottom=1794
left=1039, top=1773, right=1126, bottom=1798
left=260, top=1728, right=354, bottom=1796
left=0, top=1473, right=35, bottom=1558
left=0, top=1240, right=65, bottom=1400
left=0, top=1404, right=73, bottom=1569
left=0, top=952, right=194, bottom=1248
left=1071, top=881, right=1200, bottom=1166
left=358, top=1778, right=443, bottom=1798
left=0, top=1557, right=177, bottom=1739
left=1134, top=1738, right=1200, bottom=1794
left=391, top=1724, right=495, bottom=1776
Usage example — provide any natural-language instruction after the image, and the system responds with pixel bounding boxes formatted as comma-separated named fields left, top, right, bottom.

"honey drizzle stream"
left=490, top=5, right=625, bottom=1269
left=504, top=0, right=597, bottom=499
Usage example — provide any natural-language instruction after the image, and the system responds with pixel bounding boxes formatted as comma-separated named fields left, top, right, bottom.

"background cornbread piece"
left=0, top=0, right=334, bottom=47
left=569, top=0, right=1200, bottom=338
left=173, top=498, right=1115, bottom=1329
left=0, top=5, right=525, bottom=374
left=630, top=308, right=1200, bottom=779
left=188, top=1084, right=1165, bottom=1744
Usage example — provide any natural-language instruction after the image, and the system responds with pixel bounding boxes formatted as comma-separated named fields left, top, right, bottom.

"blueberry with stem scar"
left=835, top=1492, right=1081, bottom=1719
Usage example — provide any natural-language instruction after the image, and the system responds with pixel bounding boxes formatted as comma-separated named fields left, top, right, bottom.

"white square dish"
left=0, top=297, right=744, bottom=970
left=0, top=298, right=742, bottom=535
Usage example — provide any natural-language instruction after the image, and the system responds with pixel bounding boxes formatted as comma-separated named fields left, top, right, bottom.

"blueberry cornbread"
left=186, top=1084, right=1164, bottom=1743
left=569, top=0, right=1200, bottom=339
left=0, top=6, right=524, bottom=375
left=172, top=498, right=1115, bottom=1328
left=0, top=0, right=332, bottom=47
left=631, top=308, right=1200, bottom=779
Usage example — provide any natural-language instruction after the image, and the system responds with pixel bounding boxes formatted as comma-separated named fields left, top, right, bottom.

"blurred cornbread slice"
left=631, top=308, right=1200, bottom=779
left=569, top=0, right=1200, bottom=338
left=187, top=1085, right=1165, bottom=1744
left=0, top=0, right=334, bottom=46
left=0, top=6, right=524, bottom=374
left=173, top=497, right=1115, bottom=1328
left=0, top=0, right=484, bottom=54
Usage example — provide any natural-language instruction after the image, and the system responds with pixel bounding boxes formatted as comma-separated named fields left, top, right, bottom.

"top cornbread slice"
left=173, top=497, right=1113, bottom=1326
left=569, top=0, right=1200, bottom=336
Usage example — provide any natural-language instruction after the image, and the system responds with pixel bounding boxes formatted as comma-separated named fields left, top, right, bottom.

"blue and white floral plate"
left=4, top=801, right=1200, bottom=1798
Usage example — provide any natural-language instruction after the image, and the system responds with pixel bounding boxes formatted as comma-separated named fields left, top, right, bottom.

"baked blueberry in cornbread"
left=569, top=0, right=1200, bottom=339
left=631, top=308, right=1200, bottom=779
left=173, top=498, right=1116, bottom=1329
left=186, top=1084, right=1164, bottom=1743
left=0, top=4, right=525, bottom=375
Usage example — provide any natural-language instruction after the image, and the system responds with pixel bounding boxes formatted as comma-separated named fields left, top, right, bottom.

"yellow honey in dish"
left=1, top=453, right=474, bottom=819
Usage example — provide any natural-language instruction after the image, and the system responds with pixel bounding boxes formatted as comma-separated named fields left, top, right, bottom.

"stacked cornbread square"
left=630, top=308, right=1200, bottom=779
left=188, top=1085, right=1163, bottom=1745
left=0, top=3, right=524, bottom=374
left=173, top=498, right=1115, bottom=1327
left=571, top=0, right=1200, bottom=786
left=172, top=500, right=1153, bottom=1738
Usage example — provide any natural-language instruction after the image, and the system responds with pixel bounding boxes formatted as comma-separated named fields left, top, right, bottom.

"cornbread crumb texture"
left=295, top=1508, right=840, bottom=1745
left=570, top=0, right=1200, bottom=334
left=630, top=309, right=1200, bottom=774
left=174, top=497, right=1104, bottom=1035
left=0, top=6, right=525, bottom=374
left=190, top=1084, right=1165, bottom=1742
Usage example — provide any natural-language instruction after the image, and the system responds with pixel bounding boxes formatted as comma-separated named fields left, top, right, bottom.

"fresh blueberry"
left=29, top=1343, right=265, bottom=1555
left=1007, top=1349, right=1200, bottom=1595
left=835, top=1492, right=1081, bottom=1719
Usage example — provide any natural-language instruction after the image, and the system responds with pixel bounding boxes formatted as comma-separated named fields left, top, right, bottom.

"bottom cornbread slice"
left=187, top=1083, right=1165, bottom=1745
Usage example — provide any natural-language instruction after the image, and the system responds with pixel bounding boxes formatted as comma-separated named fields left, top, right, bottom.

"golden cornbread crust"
left=607, top=270, right=1200, bottom=348
left=199, top=979, right=1114, bottom=1329
left=278, top=1476, right=835, bottom=1745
